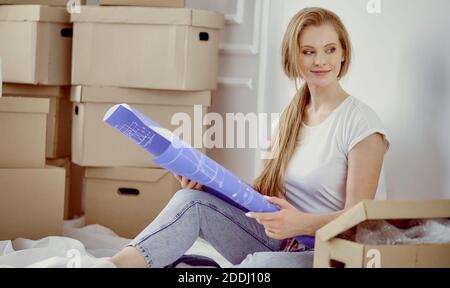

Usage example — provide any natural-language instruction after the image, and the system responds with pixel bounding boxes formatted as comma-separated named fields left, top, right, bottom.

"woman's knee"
left=171, top=187, right=211, bottom=203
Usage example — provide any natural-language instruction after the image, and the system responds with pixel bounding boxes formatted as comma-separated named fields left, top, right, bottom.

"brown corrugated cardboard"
left=314, top=200, right=450, bottom=268
left=46, top=158, right=70, bottom=219
left=0, top=165, right=65, bottom=240
left=71, top=85, right=210, bottom=167
left=0, top=5, right=72, bottom=85
left=46, top=158, right=84, bottom=220
left=70, top=161, right=85, bottom=218
left=71, top=6, right=224, bottom=90
left=0, top=97, right=49, bottom=168
left=0, top=1, right=85, bottom=5
left=3, top=84, right=72, bottom=158
left=84, top=167, right=181, bottom=238
left=98, top=0, right=184, bottom=7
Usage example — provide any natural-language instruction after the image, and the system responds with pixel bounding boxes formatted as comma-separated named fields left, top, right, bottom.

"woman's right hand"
left=173, top=173, right=203, bottom=190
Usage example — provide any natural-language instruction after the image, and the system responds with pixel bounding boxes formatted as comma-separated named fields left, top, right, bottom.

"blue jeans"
left=128, top=188, right=314, bottom=268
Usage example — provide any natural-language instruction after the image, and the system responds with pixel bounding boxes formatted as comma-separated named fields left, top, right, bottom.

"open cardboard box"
left=314, top=200, right=450, bottom=268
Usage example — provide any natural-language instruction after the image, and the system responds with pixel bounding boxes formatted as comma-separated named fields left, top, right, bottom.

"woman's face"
left=298, top=24, right=345, bottom=87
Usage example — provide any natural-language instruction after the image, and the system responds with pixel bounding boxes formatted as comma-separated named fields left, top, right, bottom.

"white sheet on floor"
left=0, top=217, right=231, bottom=268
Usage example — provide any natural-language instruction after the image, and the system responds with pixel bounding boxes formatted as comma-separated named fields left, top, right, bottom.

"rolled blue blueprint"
left=103, top=104, right=314, bottom=249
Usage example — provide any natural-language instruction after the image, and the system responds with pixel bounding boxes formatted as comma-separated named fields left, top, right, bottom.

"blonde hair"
left=253, top=7, right=352, bottom=197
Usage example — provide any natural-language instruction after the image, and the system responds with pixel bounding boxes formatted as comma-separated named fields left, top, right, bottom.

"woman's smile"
left=310, top=69, right=332, bottom=76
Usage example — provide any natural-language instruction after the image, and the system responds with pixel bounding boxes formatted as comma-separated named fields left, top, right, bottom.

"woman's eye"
left=303, top=50, right=314, bottom=55
left=326, top=47, right=336, bottom=53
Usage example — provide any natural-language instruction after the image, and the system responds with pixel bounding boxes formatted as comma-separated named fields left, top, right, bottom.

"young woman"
left=110, top=7, right=389, bottom=268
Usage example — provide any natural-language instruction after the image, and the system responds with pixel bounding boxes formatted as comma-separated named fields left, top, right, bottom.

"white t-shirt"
left=284, top=95, right=389, bottom=214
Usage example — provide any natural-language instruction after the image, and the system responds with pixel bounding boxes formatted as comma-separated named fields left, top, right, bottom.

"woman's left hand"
left=245, top=196, right=312, bottom=240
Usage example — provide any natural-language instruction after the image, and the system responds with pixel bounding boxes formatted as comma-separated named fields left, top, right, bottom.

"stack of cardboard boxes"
left=71, top=1, right=223, bottom=238
left=0, top=3, right=74, bottom=240
left=0, top=0, right=224, bottom=240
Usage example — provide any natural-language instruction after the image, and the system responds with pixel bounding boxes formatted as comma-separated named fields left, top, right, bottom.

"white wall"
left=261, top=0, right=450, bottom=199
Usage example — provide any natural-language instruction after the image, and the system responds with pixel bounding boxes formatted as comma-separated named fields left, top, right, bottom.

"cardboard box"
left=0, top=165, right=65, bottom=240
left=84, top=167, right=181, bottom=238
left=0, top=97, right=49, bottom=168
left=3, top=84, right=72, bottom=158
left=71, top=85, right=210, bottom=167
left=46, top=158, right=84, bottom=220
left=314, top=200, right=450, bottom=268
left=71, top=6, right=224, bottom=90
left=0, top=5, right=72, bottom=85
left=0, top=1, right=85, bottom=5
left=98, top=0, right=184, bottom=7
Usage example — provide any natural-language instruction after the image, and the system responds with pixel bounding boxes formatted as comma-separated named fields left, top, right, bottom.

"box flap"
left=0, top=96, right=49, bottom=113
left=317, top=200, right=450, bottom=242
left=85, top=167, right=169, bottom=183
left=71, top=85, right=211, bottom=106
left=364, top=200, right=450, bottom=219
left=0, top=5, right=70, bottom=23
left=2, top=83, right=70, bottom=98
left=71, top=6, right=223, bottom=29
left=317, top=201, right=368, bottom=242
